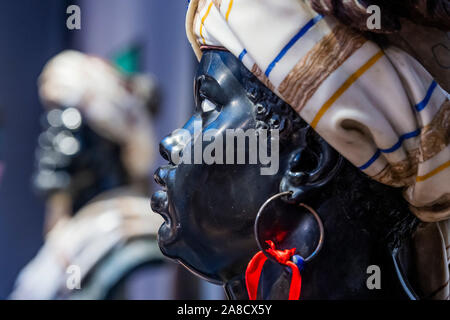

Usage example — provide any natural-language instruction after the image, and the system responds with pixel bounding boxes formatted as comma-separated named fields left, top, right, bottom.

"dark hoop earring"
left=254, top=191, right=324, bottom=264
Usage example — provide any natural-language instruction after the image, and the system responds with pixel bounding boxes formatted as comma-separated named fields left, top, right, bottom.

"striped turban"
left=186, top=0, right=450, bottom=223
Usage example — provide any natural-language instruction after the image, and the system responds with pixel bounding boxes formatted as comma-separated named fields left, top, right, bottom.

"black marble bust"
left=152, top=49, right=420, bottom=300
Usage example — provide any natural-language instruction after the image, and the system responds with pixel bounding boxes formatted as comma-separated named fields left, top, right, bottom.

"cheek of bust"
left=175, top=163, right=271, bottom=231
left=194, top=170, right=261, bottom=229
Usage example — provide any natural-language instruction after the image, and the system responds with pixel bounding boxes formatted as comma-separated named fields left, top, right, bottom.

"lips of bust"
left=151, top=166, right=179, bottom=248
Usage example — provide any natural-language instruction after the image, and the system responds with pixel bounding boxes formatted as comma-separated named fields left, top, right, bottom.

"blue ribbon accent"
left=292, top=255, right=305, bottom=272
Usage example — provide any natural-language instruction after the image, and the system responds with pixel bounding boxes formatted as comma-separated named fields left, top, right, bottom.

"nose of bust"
left=159, top=135, right=172, bottom=163
left=159, top=130, right=189, bottom=165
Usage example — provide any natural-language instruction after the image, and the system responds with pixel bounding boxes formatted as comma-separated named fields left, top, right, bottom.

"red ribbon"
left=245, top=240, right=302, bottom=300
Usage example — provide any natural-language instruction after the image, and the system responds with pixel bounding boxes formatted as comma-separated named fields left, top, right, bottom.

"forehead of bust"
left=196, top=50, right=251, bottom=87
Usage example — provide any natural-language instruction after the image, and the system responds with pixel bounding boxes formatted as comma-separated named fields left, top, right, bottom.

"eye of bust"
left=201, top=99, right=217, bottom=113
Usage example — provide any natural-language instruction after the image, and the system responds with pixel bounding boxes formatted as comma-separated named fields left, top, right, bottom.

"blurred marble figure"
left=0, top=106, right=4, bottom=185
left=10, top=51, right=166, bottom=299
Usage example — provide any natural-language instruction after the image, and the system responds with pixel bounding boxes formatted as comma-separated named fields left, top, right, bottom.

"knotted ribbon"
left=245, top=240, right=302, bottom=300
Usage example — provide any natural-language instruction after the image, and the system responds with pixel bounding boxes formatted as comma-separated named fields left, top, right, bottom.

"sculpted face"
left=151, top=50, right=413, bottom=299
left=152, top=50, right=302, bottom=283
